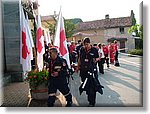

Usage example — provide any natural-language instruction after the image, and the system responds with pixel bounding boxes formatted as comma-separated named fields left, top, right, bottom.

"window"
left=119, top=27, right=124, bottom=34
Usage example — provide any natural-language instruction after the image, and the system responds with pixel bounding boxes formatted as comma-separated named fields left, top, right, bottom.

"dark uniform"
left=76, top=44, right=83, bottom=58
left=47, top=55, right=72, bottom=107
left=79, top=46, right=99, bottom=106
left=43, top=44, right=49, bottom=67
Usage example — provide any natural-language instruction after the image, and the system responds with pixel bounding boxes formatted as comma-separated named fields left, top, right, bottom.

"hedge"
left=128, top=49, right=143, bottom=56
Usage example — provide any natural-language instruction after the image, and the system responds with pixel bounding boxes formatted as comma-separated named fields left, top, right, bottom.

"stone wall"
left=2, top=0, right=23, bottom=82
left=0, top=0, right=3, bottom=106
left=74, top=29, right=105, bottom=44
left=104, top=27, right=135, bottom=51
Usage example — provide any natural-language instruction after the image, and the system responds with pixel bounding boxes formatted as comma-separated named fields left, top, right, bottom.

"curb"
left=119, top=52, right=143, bottom=58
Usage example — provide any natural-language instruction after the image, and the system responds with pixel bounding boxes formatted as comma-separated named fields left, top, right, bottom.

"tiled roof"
left=76, top=16, right=132, bottom=31
left=41, top=15, right=54, bottom=21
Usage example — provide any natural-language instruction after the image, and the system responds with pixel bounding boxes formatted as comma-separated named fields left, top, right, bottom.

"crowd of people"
left=41, top=37, right=120, bottom=107
left=67, top=39, right=120, bottom=72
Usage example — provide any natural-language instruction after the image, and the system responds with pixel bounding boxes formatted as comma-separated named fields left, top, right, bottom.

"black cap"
left=49, top=47, right=58, bottom=53
left=83, top=37, right=90, bottom=44
left=78, top=40, right=81, bottom=43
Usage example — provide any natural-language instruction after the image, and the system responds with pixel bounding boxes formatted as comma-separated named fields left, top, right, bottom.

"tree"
left=139, top=25, right=143, bottom=40
left=64, top=19, right=76, bottom=38
left=128, top=24, right=139, bottom=36
left=44, top=17, right=77, bottom=39
left=48, top=23, right=56, bottom=35
left=128, top=24, right=143, bottom=40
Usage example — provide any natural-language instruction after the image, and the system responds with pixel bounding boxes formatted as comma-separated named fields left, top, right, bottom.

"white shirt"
left=98, top=48, right=105, bottom=58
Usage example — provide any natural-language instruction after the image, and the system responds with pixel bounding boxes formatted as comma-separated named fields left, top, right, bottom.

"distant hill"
left=66, top=18, right=83, bottom=24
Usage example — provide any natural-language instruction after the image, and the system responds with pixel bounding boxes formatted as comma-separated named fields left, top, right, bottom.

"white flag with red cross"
left=20, top=6, right=33, bottom=72
left=36, top=13, right=45, bottom=71
left=54, top=8, right=71, bottom=69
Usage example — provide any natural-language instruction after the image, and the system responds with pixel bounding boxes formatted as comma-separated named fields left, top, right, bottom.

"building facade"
left=74, top=13, right=135, bottom=52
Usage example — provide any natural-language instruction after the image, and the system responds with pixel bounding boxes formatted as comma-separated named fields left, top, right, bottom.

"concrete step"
left=3, top=72, right=24, bottom=87
left=3, top=73, right=11, bottom=86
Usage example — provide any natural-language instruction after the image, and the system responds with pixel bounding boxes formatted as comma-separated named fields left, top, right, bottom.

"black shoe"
left=47, top=103, right=54, bottom=107
left=100, top=72, right=104, bottom=74
left=115, top=63, right=120, bottom=66
left=66, top=101, right=72, bottom=107
left=88, top=103, right=95, bottom=107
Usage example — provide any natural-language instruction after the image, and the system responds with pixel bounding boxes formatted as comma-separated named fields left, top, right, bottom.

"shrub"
left=128, top=49, right=143, bottom=56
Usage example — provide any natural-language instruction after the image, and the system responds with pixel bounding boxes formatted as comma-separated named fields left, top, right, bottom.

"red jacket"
left=103, top=46, right=109, bottom=55
left=109, top=44, right=114, bottom=53
left=70, top=44, right=76, bottom=53
left=114, top=43, right=118, bottom=52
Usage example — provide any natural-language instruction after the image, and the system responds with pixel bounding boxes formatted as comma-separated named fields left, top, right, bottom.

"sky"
left=38, top=0, right=143, bottom=24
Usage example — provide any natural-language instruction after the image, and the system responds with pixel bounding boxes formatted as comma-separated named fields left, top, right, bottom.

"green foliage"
left=64, top=19, right=76, bottom=38
left=48, top=23, right=56, bottom=35
left=45, top=18, right=77, bottom=39
left=67, top=18, right=83, bottom=24
left=139, top=25, right=143, bottom=39
left=26, top=70, right=49, bottom=90
left=128, top=49, right=143, bottom=56
left=128, top=24, right=143, bottom=40
left=132, top=17, right=136, bottom=26
left=128, top=24, right=139, bottom=36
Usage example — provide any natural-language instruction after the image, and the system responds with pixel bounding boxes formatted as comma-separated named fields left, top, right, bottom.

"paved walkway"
left=1, top=82, right=69, bottom=107
left=1, top=82, right=30, bottom=107
left=1, top=55, right=142, bottom=107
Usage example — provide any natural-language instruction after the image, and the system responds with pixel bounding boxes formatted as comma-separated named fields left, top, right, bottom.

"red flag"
left=54, top=8, right=71, bottom=68
left=36, top=13, right=45, bottom=71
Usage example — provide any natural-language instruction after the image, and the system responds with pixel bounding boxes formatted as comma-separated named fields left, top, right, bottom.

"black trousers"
left=70, top=53, right=76, bottom=63
left=114, top=51, right=120, bottom=66
left=115, top=51, right=118, bottom=61
left=98, top=58, right=105, bottom=74
left=48, top=76, right=72, bottom=106
left=80, top=69, right=97, bottom=106
left=104, top=54, right=109, bottom=67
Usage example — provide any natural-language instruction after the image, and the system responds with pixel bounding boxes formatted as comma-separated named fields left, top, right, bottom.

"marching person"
left=98, top=43, right=105, bottom=74
left=114, top=40, right=120, bottom=66
left=43, top=41, right=49, bottom=65
left=47, top=47, right=72, bottom=107
left=48, top=43, right=53, bottom=49
left=70, top=41, right=76, bottom=64
left=77, top=37, right=100, bottom=106
left=93, top=43, right=98, bottom=50
left=75, top=39, right=83, bottom=60
left=102, top=43, right=109, bottom=68
left=108, top=42, right=115, bottom=64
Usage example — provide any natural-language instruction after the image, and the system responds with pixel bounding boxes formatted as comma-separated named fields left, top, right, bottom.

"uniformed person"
left=98, top=43, right=105, bottom=74
left=114, top=40, right=120, bottom=66
left=43, top=41, right=49, bottom=67
left=77, top=37, right=100, bottom=106
left=102, top=43, right=109, bottom=68
left=109, top=42, right=115, bottom=64
left=75, top=40, right=83, bottom=59
left=47, top=47, right=72, bottom=107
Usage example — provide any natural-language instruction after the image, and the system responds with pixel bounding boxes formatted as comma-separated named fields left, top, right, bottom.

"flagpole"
left=33, top=17, right=38, bottom=70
